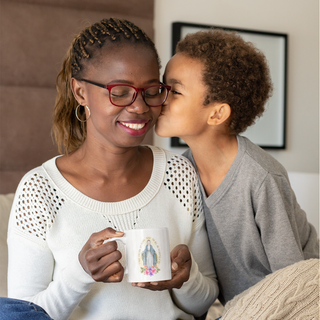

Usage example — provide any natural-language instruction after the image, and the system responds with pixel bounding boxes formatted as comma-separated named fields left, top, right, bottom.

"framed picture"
left=170, top=22, right=288, bottom=149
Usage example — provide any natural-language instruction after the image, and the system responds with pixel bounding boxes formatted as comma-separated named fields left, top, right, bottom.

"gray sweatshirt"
left=183, top=135, right=319, bottom=305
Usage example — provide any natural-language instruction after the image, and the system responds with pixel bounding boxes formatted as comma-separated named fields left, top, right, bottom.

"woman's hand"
left=131, top=244, right=192, bottom=291
left=79, top=228, right=125, bottom=283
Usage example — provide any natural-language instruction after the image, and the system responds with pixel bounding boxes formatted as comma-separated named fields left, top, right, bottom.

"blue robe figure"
left=142, top=240, right=157, bottom=267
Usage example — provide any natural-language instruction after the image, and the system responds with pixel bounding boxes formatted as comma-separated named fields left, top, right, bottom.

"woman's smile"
left=118, top=119, right=150, bottom=136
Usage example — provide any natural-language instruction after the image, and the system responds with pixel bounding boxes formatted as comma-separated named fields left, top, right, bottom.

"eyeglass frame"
left=80, top=79, right=171, bottom=107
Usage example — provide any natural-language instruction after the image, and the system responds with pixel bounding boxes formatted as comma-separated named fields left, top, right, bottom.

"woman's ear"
left=207, top=103, right=231, bottom=126
left=71, top=78, right=86, bottom=105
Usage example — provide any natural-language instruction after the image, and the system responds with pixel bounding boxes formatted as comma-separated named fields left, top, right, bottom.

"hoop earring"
left=75, top=105, right=91, bottom=122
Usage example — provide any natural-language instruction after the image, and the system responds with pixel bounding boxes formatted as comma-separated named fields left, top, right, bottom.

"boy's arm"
left=255, top=173, right=319, bottom=271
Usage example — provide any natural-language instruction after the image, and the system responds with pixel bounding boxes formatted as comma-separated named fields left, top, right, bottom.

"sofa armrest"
left=0, top=193, right=15, bottom=297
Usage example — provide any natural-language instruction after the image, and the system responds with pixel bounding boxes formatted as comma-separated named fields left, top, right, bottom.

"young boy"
left=155, top=28, right=319, bottom=306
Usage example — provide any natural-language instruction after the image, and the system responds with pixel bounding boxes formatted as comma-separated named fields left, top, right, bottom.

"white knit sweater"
left=7, top=145, right=218, bottom=320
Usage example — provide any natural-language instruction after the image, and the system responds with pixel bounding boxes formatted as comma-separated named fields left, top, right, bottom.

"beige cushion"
left=0, top=193, right=15, bottom=297
left=221, top=259, right=319, bottom=320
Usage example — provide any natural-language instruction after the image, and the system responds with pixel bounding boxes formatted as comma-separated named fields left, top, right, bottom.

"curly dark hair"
left=176, top=28, right=273, bottom=134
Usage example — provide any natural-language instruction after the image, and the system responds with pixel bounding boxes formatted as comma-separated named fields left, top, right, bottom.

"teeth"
left=120, top=122, right=146, bottom=130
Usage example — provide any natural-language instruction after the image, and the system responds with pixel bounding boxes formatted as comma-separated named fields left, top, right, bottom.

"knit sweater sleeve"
left=7, top=169, right=95, bottom=320
left=170, top=159, right=219, bottom=317
left=254, top=172, right=319, bottom=271
left=171, top=222, right=219, bottom=317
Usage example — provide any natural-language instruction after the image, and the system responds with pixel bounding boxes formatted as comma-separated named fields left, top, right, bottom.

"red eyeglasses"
left=81, top=79, right=171, bottom=107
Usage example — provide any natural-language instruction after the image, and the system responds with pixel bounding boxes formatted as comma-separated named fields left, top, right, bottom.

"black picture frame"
left=170, top=22, right=288, bottom=149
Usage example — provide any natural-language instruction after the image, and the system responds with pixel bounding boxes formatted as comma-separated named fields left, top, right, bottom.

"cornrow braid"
left=70, top=18, right=152, bottom=77
left=52, top=18, right=160, bottom=155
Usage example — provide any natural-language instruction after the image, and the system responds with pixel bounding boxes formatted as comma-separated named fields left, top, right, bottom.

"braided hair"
left=52, top=18, right=160, bottom=154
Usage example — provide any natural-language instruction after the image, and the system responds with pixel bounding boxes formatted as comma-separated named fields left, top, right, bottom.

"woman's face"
left=155, top=53, right=211, bottom=142
left=76, top=45, right=161, bottom=150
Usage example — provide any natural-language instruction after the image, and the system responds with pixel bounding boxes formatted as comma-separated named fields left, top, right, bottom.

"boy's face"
left=155, top=53, right=212, bottom=141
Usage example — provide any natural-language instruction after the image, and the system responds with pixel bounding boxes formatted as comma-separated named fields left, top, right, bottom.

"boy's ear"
left=71, top=78, right=86, bottom=105
left=207, top=103, right=231, bottom=126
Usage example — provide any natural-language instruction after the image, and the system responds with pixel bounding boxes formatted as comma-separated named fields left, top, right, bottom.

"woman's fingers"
left=92, top=260, right=124, bottom=283
left=131, top=244, right=192, bottom=291
left=89, top=228, right=124, bottom=247
left=79, top=228, right=125, bottom=283
left=85, top=246, right=122, bottom=274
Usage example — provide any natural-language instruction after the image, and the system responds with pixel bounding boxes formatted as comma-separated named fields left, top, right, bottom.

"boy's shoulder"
left=180, top=137, right=289, bottom=179
left=182, top=148, right=196, bottom=168
left=239, top=136, right=288, bottom=177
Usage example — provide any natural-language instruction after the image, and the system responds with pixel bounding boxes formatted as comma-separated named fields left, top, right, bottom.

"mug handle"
left=103, top=236, right=128, bottom=275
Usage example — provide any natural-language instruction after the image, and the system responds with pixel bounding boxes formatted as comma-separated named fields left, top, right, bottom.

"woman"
left=4, top=18, right=218, bottom=320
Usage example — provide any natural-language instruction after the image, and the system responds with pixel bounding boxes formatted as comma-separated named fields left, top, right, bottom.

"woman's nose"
left=126, top=92, right=149, bottom=114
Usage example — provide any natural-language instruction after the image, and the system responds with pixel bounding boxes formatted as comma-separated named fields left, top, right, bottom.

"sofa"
left=0, top=193, right=14, bottom=297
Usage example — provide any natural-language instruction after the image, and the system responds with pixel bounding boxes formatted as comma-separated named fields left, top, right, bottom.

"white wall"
left=153, top=0, right=319, bottom=175
left=288, top=172, right=319, bottom=235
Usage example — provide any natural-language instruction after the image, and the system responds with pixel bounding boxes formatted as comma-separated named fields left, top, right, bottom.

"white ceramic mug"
left=104, top=227, right=172, bottom=283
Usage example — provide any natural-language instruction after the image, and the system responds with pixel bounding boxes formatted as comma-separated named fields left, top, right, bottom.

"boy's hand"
left=131, top=244, right=192, bottom=291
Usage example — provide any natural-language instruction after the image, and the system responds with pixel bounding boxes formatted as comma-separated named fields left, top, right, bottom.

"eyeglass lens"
left=110, top=85, right=167, bottom=107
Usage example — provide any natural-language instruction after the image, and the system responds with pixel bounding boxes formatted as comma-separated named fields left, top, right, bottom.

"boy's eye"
left=170, top=89, right=181, bottom=95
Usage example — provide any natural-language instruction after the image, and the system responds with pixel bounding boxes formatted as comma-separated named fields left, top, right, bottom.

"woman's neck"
left=56, top=142, right=153, bottom=202
left=72, top=141, right=144, bottom=176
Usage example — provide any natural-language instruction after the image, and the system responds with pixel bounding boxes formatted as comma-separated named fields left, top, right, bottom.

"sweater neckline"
left=191, top=136, right=247, bottom=205
left=42, top=145, right=166, bottom=214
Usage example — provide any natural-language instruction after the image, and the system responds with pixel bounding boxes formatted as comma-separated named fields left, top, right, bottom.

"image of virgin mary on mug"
left=140, top=239, right=160, bottom=276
